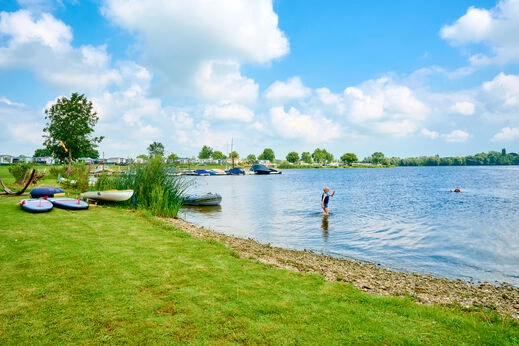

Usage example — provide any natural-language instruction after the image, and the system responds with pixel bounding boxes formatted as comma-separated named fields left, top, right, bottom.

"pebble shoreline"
left=164, top=218, right=519, bottom=321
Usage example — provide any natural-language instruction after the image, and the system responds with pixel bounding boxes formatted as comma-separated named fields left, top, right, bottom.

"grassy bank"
left=0, top=168, right=518, bottom=344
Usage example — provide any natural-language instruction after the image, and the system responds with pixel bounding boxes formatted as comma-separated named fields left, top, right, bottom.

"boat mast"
left=231, top=137, right=234, bottom=168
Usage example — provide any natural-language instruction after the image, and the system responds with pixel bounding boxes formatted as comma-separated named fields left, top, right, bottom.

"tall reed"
left=94, top=156, right=189, bottom=217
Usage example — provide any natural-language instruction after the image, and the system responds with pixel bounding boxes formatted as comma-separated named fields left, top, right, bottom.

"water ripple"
left=180, top=167, right=519, bottom=286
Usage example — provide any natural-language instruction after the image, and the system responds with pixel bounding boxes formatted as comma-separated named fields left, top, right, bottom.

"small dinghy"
left=20, top=198, right=54, bottom=213
left=47, top=197, right=89, bottom=210
left=183, top=192, right=222, bottom=206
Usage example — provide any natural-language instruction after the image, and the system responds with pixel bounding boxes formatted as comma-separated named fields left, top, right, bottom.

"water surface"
left=179, top=166, right=519, bottom=286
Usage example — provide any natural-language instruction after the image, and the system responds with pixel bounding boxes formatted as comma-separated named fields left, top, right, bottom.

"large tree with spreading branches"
left=43, top=93, right=103, bottom=166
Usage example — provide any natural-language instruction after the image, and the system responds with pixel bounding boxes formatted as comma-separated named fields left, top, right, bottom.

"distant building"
left=0, top=155, right=14, bottom=164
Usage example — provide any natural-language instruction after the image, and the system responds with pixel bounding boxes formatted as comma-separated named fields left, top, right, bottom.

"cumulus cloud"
left=440, top=0, right=519, bottom=65
left=343, top=77, right=428, bottom=136
left=204, top=102, right=254, bottom=122
left=482, top=72, right=519, bottom=106
left=422, top=128, right=440, bottom=139
left=451, top=101, right=475, bottom=115
left=444, top=130, right=470, bottom=142
left=102, top=0, right=288, bottom=99
left=0, top=10, right=120, bottom=92
left=492, top=127, right=519, bottom=141
left=194, top=60, right=258, bottom=104
left=269, top=106, right=340, bottom=142
left=264, top=76, right=311, bottom=102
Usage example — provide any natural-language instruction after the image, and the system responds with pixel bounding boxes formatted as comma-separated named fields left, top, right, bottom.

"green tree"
left=340, top=152, right=358, bottom=165
left=301, top=152, right=312, bottom=164
left=286, top=151, right=300, bottom=164
left=199, top=145, right=213, bottom=159
left=312, top=148, right=333, bottom=165
left=147, top=142, right=165, bottom=157
left=33, top=148, right=52, bottom=157
left=211, top=151, right=226, bottom=160
left=258, top=148, right=275, bottom=162
left=246, top=154, right=257, bottom=163
left=167, top=153, right=179, bottom=163
left=43, top=92, right=104, bottom=166
left=371, top=152, right=386, bottom=165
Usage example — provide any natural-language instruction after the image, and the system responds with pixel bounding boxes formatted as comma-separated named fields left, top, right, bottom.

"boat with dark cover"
left=250, top=164, right=281, bottom=174
left=225, top=168, right=245, bottom=175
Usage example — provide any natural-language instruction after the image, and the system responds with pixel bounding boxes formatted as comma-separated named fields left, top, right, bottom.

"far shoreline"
left=163, top=217, right=519, bottom=321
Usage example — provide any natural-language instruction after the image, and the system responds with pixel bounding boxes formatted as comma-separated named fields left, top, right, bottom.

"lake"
left=178, top=166, right=519, bottom=286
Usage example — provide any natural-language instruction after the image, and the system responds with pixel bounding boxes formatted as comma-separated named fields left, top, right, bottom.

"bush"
left=8, top=163, right=33, bottom=182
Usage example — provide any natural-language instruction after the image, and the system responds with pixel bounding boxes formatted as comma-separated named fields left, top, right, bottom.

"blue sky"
left=1, top=0, right=519, bottom=160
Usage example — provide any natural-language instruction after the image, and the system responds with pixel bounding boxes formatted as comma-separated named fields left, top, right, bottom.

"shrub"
left=8, top=163, right=33, bottom=182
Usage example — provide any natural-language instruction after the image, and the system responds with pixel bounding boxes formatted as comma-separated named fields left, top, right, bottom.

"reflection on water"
left=320, top=214, right=329, bottom=241
left=179, top=167, right=519, bottom=286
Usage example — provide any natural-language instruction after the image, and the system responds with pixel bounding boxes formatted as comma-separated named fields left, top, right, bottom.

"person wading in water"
left=321, top=186, right=336, bottom=215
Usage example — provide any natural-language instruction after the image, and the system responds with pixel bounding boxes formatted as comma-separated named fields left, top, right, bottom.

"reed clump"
left=94, top=156, right=189, bottom=217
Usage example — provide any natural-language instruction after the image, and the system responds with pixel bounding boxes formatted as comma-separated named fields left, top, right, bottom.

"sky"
left=1, top=0, right=519, bottom=161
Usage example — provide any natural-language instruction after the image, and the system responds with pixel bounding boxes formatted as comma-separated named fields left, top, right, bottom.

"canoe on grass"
left=80, top=189, right=134, bottom=202
left=183, top=192, right=222, bottom=206
left=30, top=186, right=65, bottom=198
left=20, top=198, right=54, bottom=213
left=48, top=197, right=89, bottom=210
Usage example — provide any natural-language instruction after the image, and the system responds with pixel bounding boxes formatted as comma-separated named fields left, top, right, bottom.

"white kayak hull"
left=81, top=189, right=134, bottom=202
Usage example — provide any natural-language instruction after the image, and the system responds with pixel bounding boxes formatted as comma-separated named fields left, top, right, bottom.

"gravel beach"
left=164, top=217, right=519, bottom=320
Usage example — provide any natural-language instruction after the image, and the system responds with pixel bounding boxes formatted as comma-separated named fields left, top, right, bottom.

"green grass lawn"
left=1, top=165, right=518, bottom=344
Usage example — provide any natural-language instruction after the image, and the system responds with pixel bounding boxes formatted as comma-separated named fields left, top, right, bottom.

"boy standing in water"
left=321, top=186, right=336, bottom=215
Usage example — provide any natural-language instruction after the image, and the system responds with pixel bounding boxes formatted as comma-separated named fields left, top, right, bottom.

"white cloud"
left=0, top=10, right=120, bottom=92
left=344, top=77, right=428, bottom=135
left=194, top=60, right=258, bottom=104
left=0, top=97, right=25, bottom=107
left=422, top=128, right=440, bottom=139
left=492, top=127, right=519, bottom=141
left=444, top=130, right=470, bottom=142
left=204, top=102, right=254, bottom=122
left=264, top=76, right=311, bottom=102
left=440, top=0, right=519, bottom=65
left=0, top=10, right=71, bottom=52
left=482, top=72, right=519, bottom=106
left=440, top=7, right=492, bottom=44
left=269, top=106, right=340, bottom=142
left=102, top=0, right=288, bottom=100
left=451, top=101, right=475, bottom=115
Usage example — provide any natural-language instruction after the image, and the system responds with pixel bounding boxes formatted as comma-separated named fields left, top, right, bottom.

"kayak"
left=80, top=189, right=134, bottom=202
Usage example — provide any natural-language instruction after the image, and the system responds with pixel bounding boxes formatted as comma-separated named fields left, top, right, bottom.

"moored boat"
left=80, top=189, right=134, bottom=202
left=250, top=164, right=282, bottom=174
left=194, top=169, right=211, bottom=176
left=183, top=192, right=222, bottom=206
left=225, top=167, right=245, bottom=175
